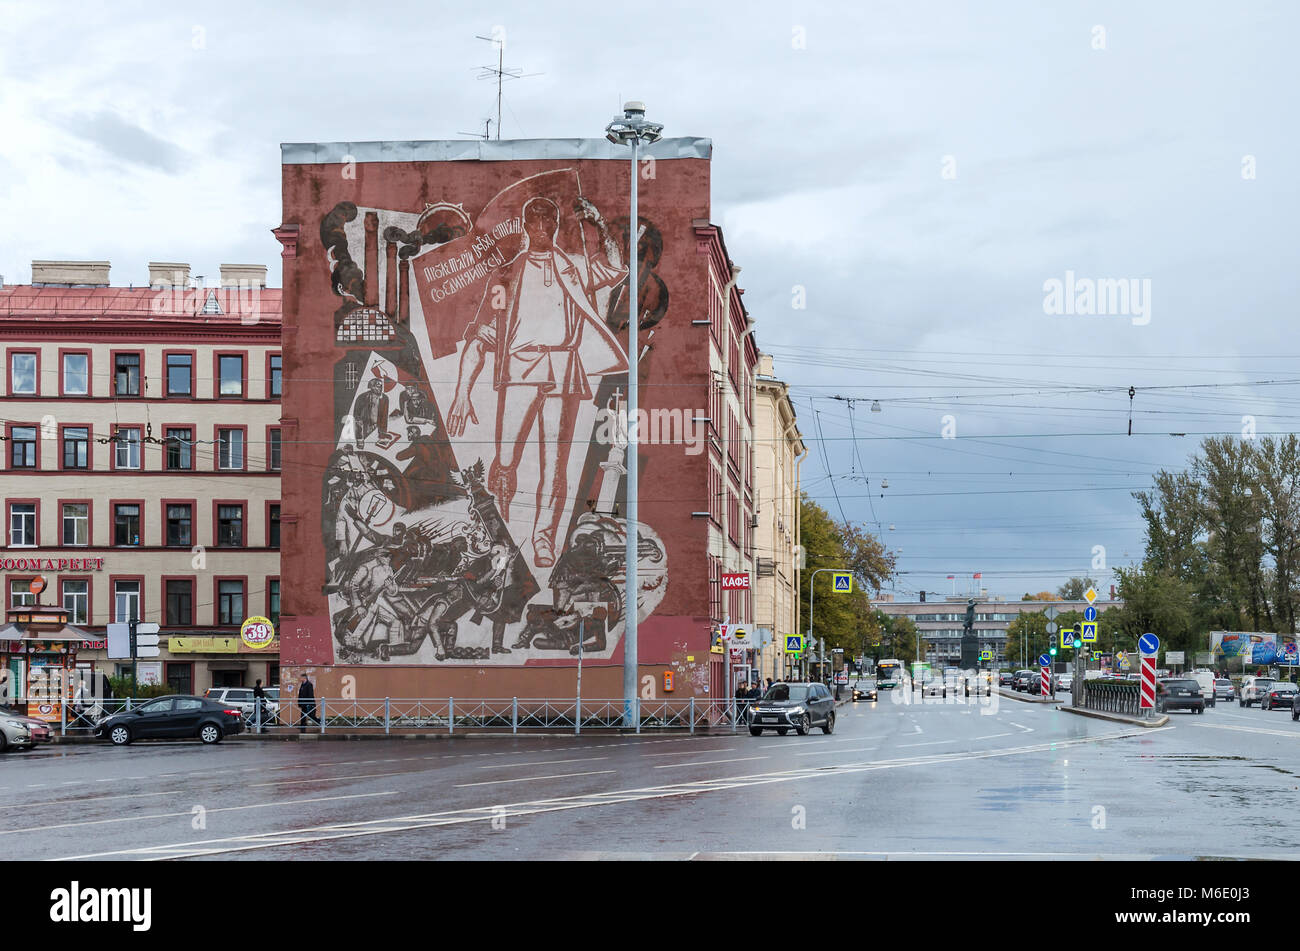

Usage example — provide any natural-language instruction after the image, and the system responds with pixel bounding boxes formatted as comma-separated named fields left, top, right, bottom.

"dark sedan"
left=749, top=682, right=835, bottom=736
left=998, top=672, right=1015, bottom=687
left=1155, top=678, right=1205, bottom=714
left=1261, top=682, right=1299, bottom=711
left=95, top=696, right=244, bottom=745
left=852, top=681, right=878, bottom=702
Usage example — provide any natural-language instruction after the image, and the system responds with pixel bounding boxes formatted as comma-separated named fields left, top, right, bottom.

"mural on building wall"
left=319, top=168, right=670, bottom=664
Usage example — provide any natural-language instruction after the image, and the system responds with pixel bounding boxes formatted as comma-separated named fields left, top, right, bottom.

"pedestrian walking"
left=297, top=673, right=319, bottom=731
left=252, top=678, right=267, bottom=733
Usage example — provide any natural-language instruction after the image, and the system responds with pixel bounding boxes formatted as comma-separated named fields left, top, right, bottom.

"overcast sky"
left=3, top=1, right=1297, bottom=601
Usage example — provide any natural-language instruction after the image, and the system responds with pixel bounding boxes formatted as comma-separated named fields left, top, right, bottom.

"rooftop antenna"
left=474, top=33, right=541, bottom=140
left=457, top=118, right=493, bottom=140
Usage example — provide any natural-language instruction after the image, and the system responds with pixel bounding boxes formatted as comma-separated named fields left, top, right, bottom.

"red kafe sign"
left=721, top=573, right=751, bottom=590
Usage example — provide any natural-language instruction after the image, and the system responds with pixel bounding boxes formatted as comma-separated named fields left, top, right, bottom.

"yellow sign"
left=710, top=636, right=725, bottom=655
left=1084, top=587, right=1098, bottom=604
left=240, top=616, right=276, bottom=651
left=170, top=636, right=240, bottom=654
left=832, top=572, right=853, bottom=593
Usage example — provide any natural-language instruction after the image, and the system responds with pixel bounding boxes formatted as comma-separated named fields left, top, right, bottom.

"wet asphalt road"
left=4, top=692, right=1299, bottom=860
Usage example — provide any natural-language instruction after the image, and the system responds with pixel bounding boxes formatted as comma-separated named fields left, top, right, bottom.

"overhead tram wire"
left=811, top=401, right=852, bottom=526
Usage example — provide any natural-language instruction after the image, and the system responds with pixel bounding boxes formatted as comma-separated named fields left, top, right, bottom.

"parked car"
left=1239, top=676, right=1275, bottom=707
left=1012, top=670, right=1036, bottom=692
left=1056, top=673, right=1075, bottom=691
left=1155, top=678, right=1205, bottom=714
left=0, top=707, right=52, bottom=751
left=851, top=680, right=878, bottom=702
left=998, top=672, right=1014, bottom=687
left=204, top=686, right=280, bottom=724
left=95, top=696, right=244, bottom=745
left=1213, top=678, right=1235, bottom=703
left=749, top=682, right=835, bottom=736
left=1261, top=682, right=1299, bottom=711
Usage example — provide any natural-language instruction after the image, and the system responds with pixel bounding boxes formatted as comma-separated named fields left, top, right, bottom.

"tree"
left=798, top=494, right=895, bottom=657
left=1057, top=577, right=1100, bottom=601
left=1005, top=611, right=1048, bottom=667
left=1022, top=591, right=1056, bottom=602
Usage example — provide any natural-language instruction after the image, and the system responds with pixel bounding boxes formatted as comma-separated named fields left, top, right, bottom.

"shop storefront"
left=0, top=583, right=88, bottom=720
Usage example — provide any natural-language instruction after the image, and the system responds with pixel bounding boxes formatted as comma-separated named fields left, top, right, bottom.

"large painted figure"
left=318, top=170, right=670, bottom=666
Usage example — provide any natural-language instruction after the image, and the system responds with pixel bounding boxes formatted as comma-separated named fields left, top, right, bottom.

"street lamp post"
left=806, top=567, right=848, bottom=685
left=605, top=102, right=664, bottom=728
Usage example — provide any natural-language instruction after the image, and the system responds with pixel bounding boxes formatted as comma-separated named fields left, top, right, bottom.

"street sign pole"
left=1139, top=633, right=1160, bottom=716
left=129, top=616, right=138, bottom=695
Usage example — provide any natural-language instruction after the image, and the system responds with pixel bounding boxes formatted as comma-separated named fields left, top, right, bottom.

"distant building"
left=0, top=260, right=282, bottom=707
left=875, top=597, right=1122, bottom=667
left=751, top=353, right=805, bottom=683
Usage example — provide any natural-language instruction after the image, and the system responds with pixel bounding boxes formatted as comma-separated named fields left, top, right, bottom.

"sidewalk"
left=995, top=686, right=1062, bottom=705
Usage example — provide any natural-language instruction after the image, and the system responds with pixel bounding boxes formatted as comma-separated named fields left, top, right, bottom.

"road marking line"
left=0, top=792, right=398, bottom=838
left=1008, top=722, right=1033, bottom=733
left=478, top=756, right=609, bottom=770
left=898, top=739, right=959, bottom=748
left=1182, top=721, right=1300, bottom=739
left=249, top=770, right=418, bottom=787
left=454, top=770, right=616, bottom=788
left=975, top=732, right=1014, bottom=739
left=51, top=727, right=1160, bottom=861
left=795, top=746, right=881, bottom=756
left=653, top=756, right=769, bottom=770
left=639, top=747, right=738, bottom=757
left=0, top=790, right=174, bottom=812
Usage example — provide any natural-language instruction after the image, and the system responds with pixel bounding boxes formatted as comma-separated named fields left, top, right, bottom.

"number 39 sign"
left=240, top=616, right=276, bottom=650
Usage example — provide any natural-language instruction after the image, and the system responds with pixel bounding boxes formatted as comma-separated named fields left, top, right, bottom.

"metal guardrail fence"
left=1080, top=679, right=1143, bottom=717
left=44, top=697, right=761, bottom=736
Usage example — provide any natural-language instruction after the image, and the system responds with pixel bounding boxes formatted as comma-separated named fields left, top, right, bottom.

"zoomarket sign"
left=0, top=555, right=104, bottom=572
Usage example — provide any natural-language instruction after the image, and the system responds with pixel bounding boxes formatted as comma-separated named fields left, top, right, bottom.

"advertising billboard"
left=1210, top=631, right=1300, bottom=665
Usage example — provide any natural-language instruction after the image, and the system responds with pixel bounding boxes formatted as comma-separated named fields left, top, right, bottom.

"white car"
left=203, top=687, right=280, bottom=724
left=1056, top=673, right=1074, bottom=691
left=1191, top=671, right=1218, bottom=707
left=1239, top=676, right=1275, bottom=707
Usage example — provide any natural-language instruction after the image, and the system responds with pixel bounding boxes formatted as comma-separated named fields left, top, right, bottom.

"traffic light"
left=1049, top=646, right=1057, bottom=657
left=1072, top=634, right=1083, bottom=649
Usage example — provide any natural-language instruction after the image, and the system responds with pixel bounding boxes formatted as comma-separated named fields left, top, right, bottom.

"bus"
left=877, top=659, right=904, bottom=689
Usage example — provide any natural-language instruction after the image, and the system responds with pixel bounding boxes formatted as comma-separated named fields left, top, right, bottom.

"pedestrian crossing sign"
left=1081, top=621, right=1098, bottom=642
left=786, top=635, right=803, bottom=655
left=832, top=572, right=852, bottom=593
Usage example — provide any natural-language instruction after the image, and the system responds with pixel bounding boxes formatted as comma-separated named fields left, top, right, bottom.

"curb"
left=1058, top=705, right=1169, bottom=728
left=995, top=687, right=1062, bottom=705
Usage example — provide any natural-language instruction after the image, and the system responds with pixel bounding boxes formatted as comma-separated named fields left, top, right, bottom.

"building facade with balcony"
left=0, top=260, right=282, bottom=706
left=752, top=353, right=804, bottom=683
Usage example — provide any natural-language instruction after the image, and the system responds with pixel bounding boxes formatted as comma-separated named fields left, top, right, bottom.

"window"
left=269, top=354, right=282, bottom=397
left=268, top=504, right=280, bottom=548
left=113, top=581, right=140, bottom=622
left=114, top=504, right=141, bottom=546
left=268, top=579, right=280, bottom=628
left=165, top=663, right=192, bottom=695
left=9, top=352, right=36, bottom=395
left=218, top=429, right=244, bottom=469
left=165, top=427, right=192, bottom=470
left=9, top=426, right=36, bottom=468
left=166, top=504, right=192, bottom=547
left=62, top=426, right=89, bottom=469
left=218, top=580, right=245, bottom=625
left=166, top=579, right=193, bottom=626
left=9, top=503, right=35, bottom=547
left=62, top=580, right=88, bottom=624
left=114, top=427, right=141, bottom=469
left=114, top=353, right=140, bottom=396
left=62, top=503, right=89, bottom=546
left=268, top=428, right=281, bottom=471
left=217, top=505, right=243, bottom=547
left=10, top=579, right=35, bottom=608
left=218, top=354, right=244, bottom=396
left=166, top=354, right=192, bottom=396
left=62, top=352, right=88, bottom=395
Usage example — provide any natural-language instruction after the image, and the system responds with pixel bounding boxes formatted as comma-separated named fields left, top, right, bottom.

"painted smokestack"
left=398, top=254, right=410, bottom=324
left=364, top=211, right=379, bottom=306
left=385, top=241, right=398, bottom=316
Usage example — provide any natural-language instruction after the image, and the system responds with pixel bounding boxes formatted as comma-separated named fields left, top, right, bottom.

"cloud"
left=54, top=110, right=187, bottom=173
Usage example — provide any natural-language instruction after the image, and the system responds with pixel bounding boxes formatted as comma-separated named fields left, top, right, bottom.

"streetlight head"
left=605, top=102, right=664, bottom=146
left=623, top=100, right=647, bottom=116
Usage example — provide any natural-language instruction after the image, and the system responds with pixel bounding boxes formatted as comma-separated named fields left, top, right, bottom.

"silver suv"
left=204, top=687, right=279, bottom=724
left=1239, top=676, right=1274, bottom=707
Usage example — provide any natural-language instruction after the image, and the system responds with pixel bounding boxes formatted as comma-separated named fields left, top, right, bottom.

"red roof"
left=0, top=284, right=282, bottom=325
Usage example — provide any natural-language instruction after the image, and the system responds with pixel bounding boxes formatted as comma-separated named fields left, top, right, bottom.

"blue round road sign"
left=1084, top=606, right=1098, bottom=621
left=1038, top=654, right=1050, bottom=667
left=1139, top=633, right=1160, bottom=654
